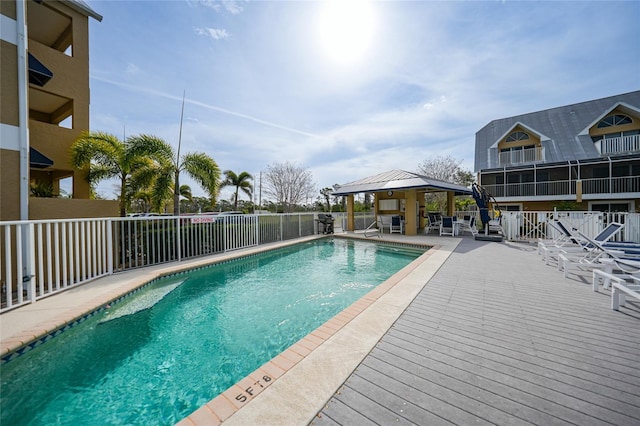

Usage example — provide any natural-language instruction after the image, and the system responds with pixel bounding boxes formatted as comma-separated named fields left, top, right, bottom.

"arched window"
left=597, top=114, right=632, bottom=128
left=505, top=131, right=530, bottom=142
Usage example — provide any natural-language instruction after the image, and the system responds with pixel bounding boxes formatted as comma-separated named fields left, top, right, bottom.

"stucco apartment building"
left=1, top=0, right=117, bottom=221
left=475, top=91, right=640, bottom=213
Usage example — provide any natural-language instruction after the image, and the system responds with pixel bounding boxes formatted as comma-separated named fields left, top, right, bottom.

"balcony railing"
left=499, top=146, right=544, bottom=166
left=483, top=175, right=639, bottom=198
left=597, top=134, right=640, bottom=155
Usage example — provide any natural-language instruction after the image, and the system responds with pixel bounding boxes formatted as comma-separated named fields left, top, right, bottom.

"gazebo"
left=332, top=170, right=473, bottom=235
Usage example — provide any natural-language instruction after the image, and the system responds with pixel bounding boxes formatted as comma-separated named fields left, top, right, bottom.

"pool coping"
left=0, top=233, right=461, bottom=424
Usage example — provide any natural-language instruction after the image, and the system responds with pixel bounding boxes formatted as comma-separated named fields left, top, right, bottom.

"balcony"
left=483, top=176, right=639, bottom=198
left=596, top=134, right=640, bottom=155
left=499, top=146, right=544, bottom=166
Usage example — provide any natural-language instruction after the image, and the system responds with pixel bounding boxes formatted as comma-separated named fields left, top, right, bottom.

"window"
left=500, top=144, right=536, bottom=153
left=505, top=131, right=530, bottom=142
left=590, top=203, right=631, bottom=213
left=596, top=114, right=632, bottom=128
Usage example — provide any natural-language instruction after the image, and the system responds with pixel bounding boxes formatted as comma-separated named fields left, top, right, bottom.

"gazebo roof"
left=332, top=170, right=472, bottom=196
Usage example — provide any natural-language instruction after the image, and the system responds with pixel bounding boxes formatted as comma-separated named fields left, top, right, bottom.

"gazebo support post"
left=346, top=194, right=355, bottom=231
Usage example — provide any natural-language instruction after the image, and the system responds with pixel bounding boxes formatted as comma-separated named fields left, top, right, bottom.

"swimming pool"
left=1, top=238, right=425, bottom=425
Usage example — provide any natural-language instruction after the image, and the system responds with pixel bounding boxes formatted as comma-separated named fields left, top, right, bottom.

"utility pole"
left=259, top=171, right=262, bottom=210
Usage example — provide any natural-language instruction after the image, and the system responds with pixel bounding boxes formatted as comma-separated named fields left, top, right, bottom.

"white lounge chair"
left=559, top=229, right=640, bottom=278
left=542, top=221, right=626, bottom=265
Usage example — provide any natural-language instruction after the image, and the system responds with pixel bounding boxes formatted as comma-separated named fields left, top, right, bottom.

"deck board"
left=312, top=238, right=640, bottom=426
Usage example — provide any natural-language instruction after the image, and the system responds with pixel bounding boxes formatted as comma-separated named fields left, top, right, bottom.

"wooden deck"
left=312, top=238, right=640, bottom=425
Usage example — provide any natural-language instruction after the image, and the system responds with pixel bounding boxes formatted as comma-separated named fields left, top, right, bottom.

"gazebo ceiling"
left=332, top=169, right=472, bottom=196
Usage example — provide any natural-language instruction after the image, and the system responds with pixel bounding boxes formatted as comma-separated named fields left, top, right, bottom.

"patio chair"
left=591, top=267, right=640, bottom=311
left=378, top=215, right=392, bottom=233
left=425, top=213, right=441, bottom=234
left=440, top=216, right=455, bottom=236
left=537, top=219, right=579, bottom=254
left=390, top=215, right=404, bottom=234
left=558, top=229, right=640, bottom=278
left=541, top=221, right=627, bottom=264
left=460, top=216, right=478, bottom=236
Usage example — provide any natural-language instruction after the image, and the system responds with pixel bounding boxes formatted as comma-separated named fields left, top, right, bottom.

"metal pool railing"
left=1, top=213, right=317, bottom=313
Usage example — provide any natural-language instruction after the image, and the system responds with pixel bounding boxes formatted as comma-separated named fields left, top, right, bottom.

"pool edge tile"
left=181, top=404, right=221, bottom=426
left=206, top=395, right=237, bottom=422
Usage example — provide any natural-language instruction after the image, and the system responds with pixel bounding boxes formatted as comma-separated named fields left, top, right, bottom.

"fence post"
left=255, top=215, right=260, bottom=246
left=16, top=226, right=23, bottom=304
left=280, top=215, right=283, bottom=241
left=176, top=216, right=182, bottom=262
left=27, top=222, right=36, bottom=303
left=107, top=219, right=114, bottom=275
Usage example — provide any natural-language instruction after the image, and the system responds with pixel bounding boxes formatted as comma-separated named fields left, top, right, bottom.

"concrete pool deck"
left=2, top=232, right=639, bottom=425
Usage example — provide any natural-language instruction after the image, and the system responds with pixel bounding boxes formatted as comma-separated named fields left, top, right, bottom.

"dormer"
left=490, top=122, right=548, bottom=166
left=580, top=102, right=640, bottom=155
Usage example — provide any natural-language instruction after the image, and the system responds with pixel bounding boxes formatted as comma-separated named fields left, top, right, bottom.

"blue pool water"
left=1, top=238, right=425, bottom=425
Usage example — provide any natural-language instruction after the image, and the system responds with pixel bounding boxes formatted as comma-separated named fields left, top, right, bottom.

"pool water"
left=1, top=238, right=424, bottom=425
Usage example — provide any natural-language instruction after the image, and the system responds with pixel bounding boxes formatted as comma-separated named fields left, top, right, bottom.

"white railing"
left=499, top=146, right=544, bottom=166
left=3, top=211, right=638, bottom=312
left=1, top=213, right=317, bottom=313
left=496, top=211, right=639, bottom=243
left=484, top=176, right=639, bottom=198
left=348, top=210, right=639, bottom=243
left=1, top=218, right=112, bottom=312
left=598, top=134, right=640, bottom=155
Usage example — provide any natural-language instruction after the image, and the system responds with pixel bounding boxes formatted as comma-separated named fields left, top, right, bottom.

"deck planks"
left=312, top=238, right=640, bottom=426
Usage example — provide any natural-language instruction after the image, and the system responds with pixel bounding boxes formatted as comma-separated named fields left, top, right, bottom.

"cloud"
left=90, top=75, right=325, bottom=140
left=195, top=27, right=229, bottom=40
left=194, top=0, right=244, bottom=14
left=222, top=0, right=244, bottom=15
left=195, top=0, right=220, bottom=12
left=125, top=63, right=140, bottom=74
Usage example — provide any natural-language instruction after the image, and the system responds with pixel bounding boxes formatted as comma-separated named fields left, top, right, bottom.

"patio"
left=309, top=234, right=640, bottom=425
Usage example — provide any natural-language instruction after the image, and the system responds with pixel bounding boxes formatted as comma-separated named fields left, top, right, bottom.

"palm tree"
left=70, top=131, right=156, bottom=216
left=221, top=170, right=253, bottom=211
left=178, top=184, right=193, bottom=202
left=127, top=134, right=220, bottom=214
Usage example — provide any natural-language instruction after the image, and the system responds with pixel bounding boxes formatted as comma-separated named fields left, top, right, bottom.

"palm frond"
left=182, top=152, right=221, bottom=197
left=127, top=134, right=175, bottom=166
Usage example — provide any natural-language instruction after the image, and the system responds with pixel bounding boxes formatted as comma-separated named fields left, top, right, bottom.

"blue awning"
left=30, top=147, right=54, bottom=169
left=28, top=53, right=54, bottom=86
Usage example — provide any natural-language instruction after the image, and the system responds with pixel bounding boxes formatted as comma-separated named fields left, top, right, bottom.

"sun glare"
left=317, top=0, right=375, bottom=65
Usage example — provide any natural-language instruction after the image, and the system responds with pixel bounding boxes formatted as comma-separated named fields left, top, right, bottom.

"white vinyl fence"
left=1, top=213, right=316, bottom=313
left=3, top=211, right=638, bottom=313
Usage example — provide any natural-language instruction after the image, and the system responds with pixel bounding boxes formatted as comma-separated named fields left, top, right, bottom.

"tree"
left=70, top=131, right=156, bottom=216
left=319, top=187, right=333, bottom=212
left=417, top=155, right=470, bottom=183
left=221, top=170, right=253, bottom=210
left=417, top=155, right=475, bottom=213
left=127, top=134, right=221, bottom=214
left=263, top=161, right=316, bottom=213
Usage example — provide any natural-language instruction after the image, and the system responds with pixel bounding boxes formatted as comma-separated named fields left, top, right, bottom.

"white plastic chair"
left=439, top=217, right=455, bottom=236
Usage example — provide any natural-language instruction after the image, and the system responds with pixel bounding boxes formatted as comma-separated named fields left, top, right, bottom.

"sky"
left=85, top=0, right=640, bottom=203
